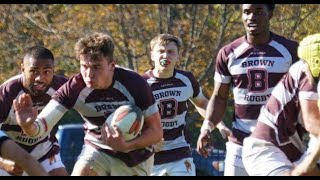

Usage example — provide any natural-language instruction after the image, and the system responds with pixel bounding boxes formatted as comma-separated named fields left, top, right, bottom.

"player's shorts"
left=73, top=145, right=154, bottom=176
left=224, top=141, right=248, bottom=176
left=39, top=153, right=65, bottom=173
left=151, top=157, right=195, bottom=176
left=243, top=137, right=294, bottom=176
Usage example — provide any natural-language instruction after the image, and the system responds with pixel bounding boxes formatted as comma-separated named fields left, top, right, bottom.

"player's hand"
left=0, top=158, right=23, bottom=176
left=13, top=93, right=38, bottom=135
left=196, top=130, right=212, bottom=158
left=102, top=124, right=129, bottom=152
left=218, top=127, right=235, bottom=142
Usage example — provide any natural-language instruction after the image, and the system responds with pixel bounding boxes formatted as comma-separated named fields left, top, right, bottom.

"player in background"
left=143, top=33, right=231, bottom=176
left=0, top=130, right=48, bottom=176
left=197, top=4, right=299, bottom=176
left=0, top=46, right=68, bottom=176
left=13, top=32, right=162, bottom=176
left=243, top=33, right=320, bottom=176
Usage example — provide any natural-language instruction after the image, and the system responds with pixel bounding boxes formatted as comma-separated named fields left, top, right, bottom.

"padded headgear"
left=298, top=33, right=320, bottom=78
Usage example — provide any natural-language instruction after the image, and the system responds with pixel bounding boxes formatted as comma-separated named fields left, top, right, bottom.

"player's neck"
left=152, top=68, right=174, bottom=79
left=246, top=31, right=271, bottom=45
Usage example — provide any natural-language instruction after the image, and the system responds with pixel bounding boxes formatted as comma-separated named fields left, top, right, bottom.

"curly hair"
left=75, top=32, right=114, bottom=62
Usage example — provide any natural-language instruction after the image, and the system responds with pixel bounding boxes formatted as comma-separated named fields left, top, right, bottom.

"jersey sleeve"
left=214, top=48, right=232, bottom=84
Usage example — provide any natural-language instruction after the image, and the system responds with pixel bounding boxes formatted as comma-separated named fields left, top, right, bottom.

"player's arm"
left=197, top=81, right=230, bottom=157
left=190, top=90, right=231, bottom=139
left=300, top=99, right=320, bottom=139
left=0, top=138, right=48, bottom=176
left=126, top=111, right=163, bottom=151
left=13, top=93, right=68, bottom=138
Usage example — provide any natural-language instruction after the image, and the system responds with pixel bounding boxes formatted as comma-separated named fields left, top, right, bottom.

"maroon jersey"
left=0, top=74, right=68, bottom=161
left=52, top=66, right=159, bottom=167
left=251, top=60, right=318, bottom=162
left=214, top=32, right=299, bottom=144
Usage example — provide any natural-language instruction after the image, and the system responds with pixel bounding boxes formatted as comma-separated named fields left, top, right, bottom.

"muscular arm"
left=206, top=82, right=230, bottom=127
left=300, top=99, right=320, bottom=139
left=126, top=112, right=163, bottom=150
left=196, top=82, right=230, bottom=157
left=1, top=139, right=48, bottom=176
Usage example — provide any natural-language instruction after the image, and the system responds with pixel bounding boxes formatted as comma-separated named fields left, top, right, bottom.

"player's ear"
left=21, top=63, right=24, bottom=72
left=109, top=57, right=116, bottom=71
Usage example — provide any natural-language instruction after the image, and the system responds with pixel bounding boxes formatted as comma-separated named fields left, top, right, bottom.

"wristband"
left=200, top=119, right=215, bottom=133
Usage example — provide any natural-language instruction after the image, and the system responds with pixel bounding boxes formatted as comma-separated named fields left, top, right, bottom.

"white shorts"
left=73, top=145, right=154, bottom=176
left=39, top=153, right=65, bottom=173
left=151, top=157, right=195, bottom=176
left=224, top=141, right=248, bottom=176
left=242, top=137, right=294, bottom=176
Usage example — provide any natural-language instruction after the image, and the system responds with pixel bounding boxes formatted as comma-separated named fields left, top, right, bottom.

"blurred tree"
left=0, top=4, right=319, bottom=148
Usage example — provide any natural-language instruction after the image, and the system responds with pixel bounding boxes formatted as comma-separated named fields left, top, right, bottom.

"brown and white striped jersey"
left=251, top=60, right=318, bottom=162
left=215, top=32, right=299, bottom=144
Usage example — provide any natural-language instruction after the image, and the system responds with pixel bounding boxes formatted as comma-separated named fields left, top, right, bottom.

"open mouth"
left=248, top=23, right=257, bottom=30
left=160, top=59, right=171, bottom=66
left=33, top=83, right=47, bottom=91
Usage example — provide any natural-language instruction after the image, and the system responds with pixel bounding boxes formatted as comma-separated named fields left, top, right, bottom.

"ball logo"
left=128, top=119, right=141, bottom=136
left=115, top=111, right=130, bottom=122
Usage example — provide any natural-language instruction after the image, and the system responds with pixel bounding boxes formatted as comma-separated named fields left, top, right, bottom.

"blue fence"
left=56, top=124, right=226, bottom=176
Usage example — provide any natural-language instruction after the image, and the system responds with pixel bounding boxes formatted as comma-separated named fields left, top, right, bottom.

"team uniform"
left=143, top=69, right=202, bottom=176
left=0, top=74, right=68, bottom=175
left=214, top=32, right=299, bottom=175
left=242, top=60, right=318, bottom=175
left=35, top=67, right=158, bottom=176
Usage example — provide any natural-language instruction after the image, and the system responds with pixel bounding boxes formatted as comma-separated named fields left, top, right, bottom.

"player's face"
left=80, top=54, right=115, bottom=89
left=21, top=57, right=54, bottom=96
left=151, top=41, right=179, bottom=72
left=242, top=4, right=272, bottom=36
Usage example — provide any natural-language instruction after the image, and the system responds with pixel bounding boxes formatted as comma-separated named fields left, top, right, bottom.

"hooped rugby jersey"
left=144, top=69, right=201, bottom=165
left=0, top=74, right=68, bottom=160
left=251, top=60, right=318, bottom=162
left=214, top=32, right=299, bottom=144
left=52, top=66, right=158, bottom=167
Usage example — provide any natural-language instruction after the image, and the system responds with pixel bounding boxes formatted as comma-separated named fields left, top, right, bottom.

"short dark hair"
left=23, top=46, right=54, bottom=63
left=264, top=4, right=275, bottom=11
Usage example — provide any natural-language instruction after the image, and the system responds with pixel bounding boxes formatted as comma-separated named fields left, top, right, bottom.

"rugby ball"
left=105, top=104, right=144, bottom=141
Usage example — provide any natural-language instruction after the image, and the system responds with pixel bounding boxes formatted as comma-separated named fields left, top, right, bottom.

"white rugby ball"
left=106, top=104, right=144, bottom=141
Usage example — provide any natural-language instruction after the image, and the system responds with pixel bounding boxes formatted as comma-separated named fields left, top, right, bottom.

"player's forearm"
left=127, top=113, right=163, bottom=150
left=206, top=95, right=228, bottom=127
left=32, top=100, right=68, bottom=138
